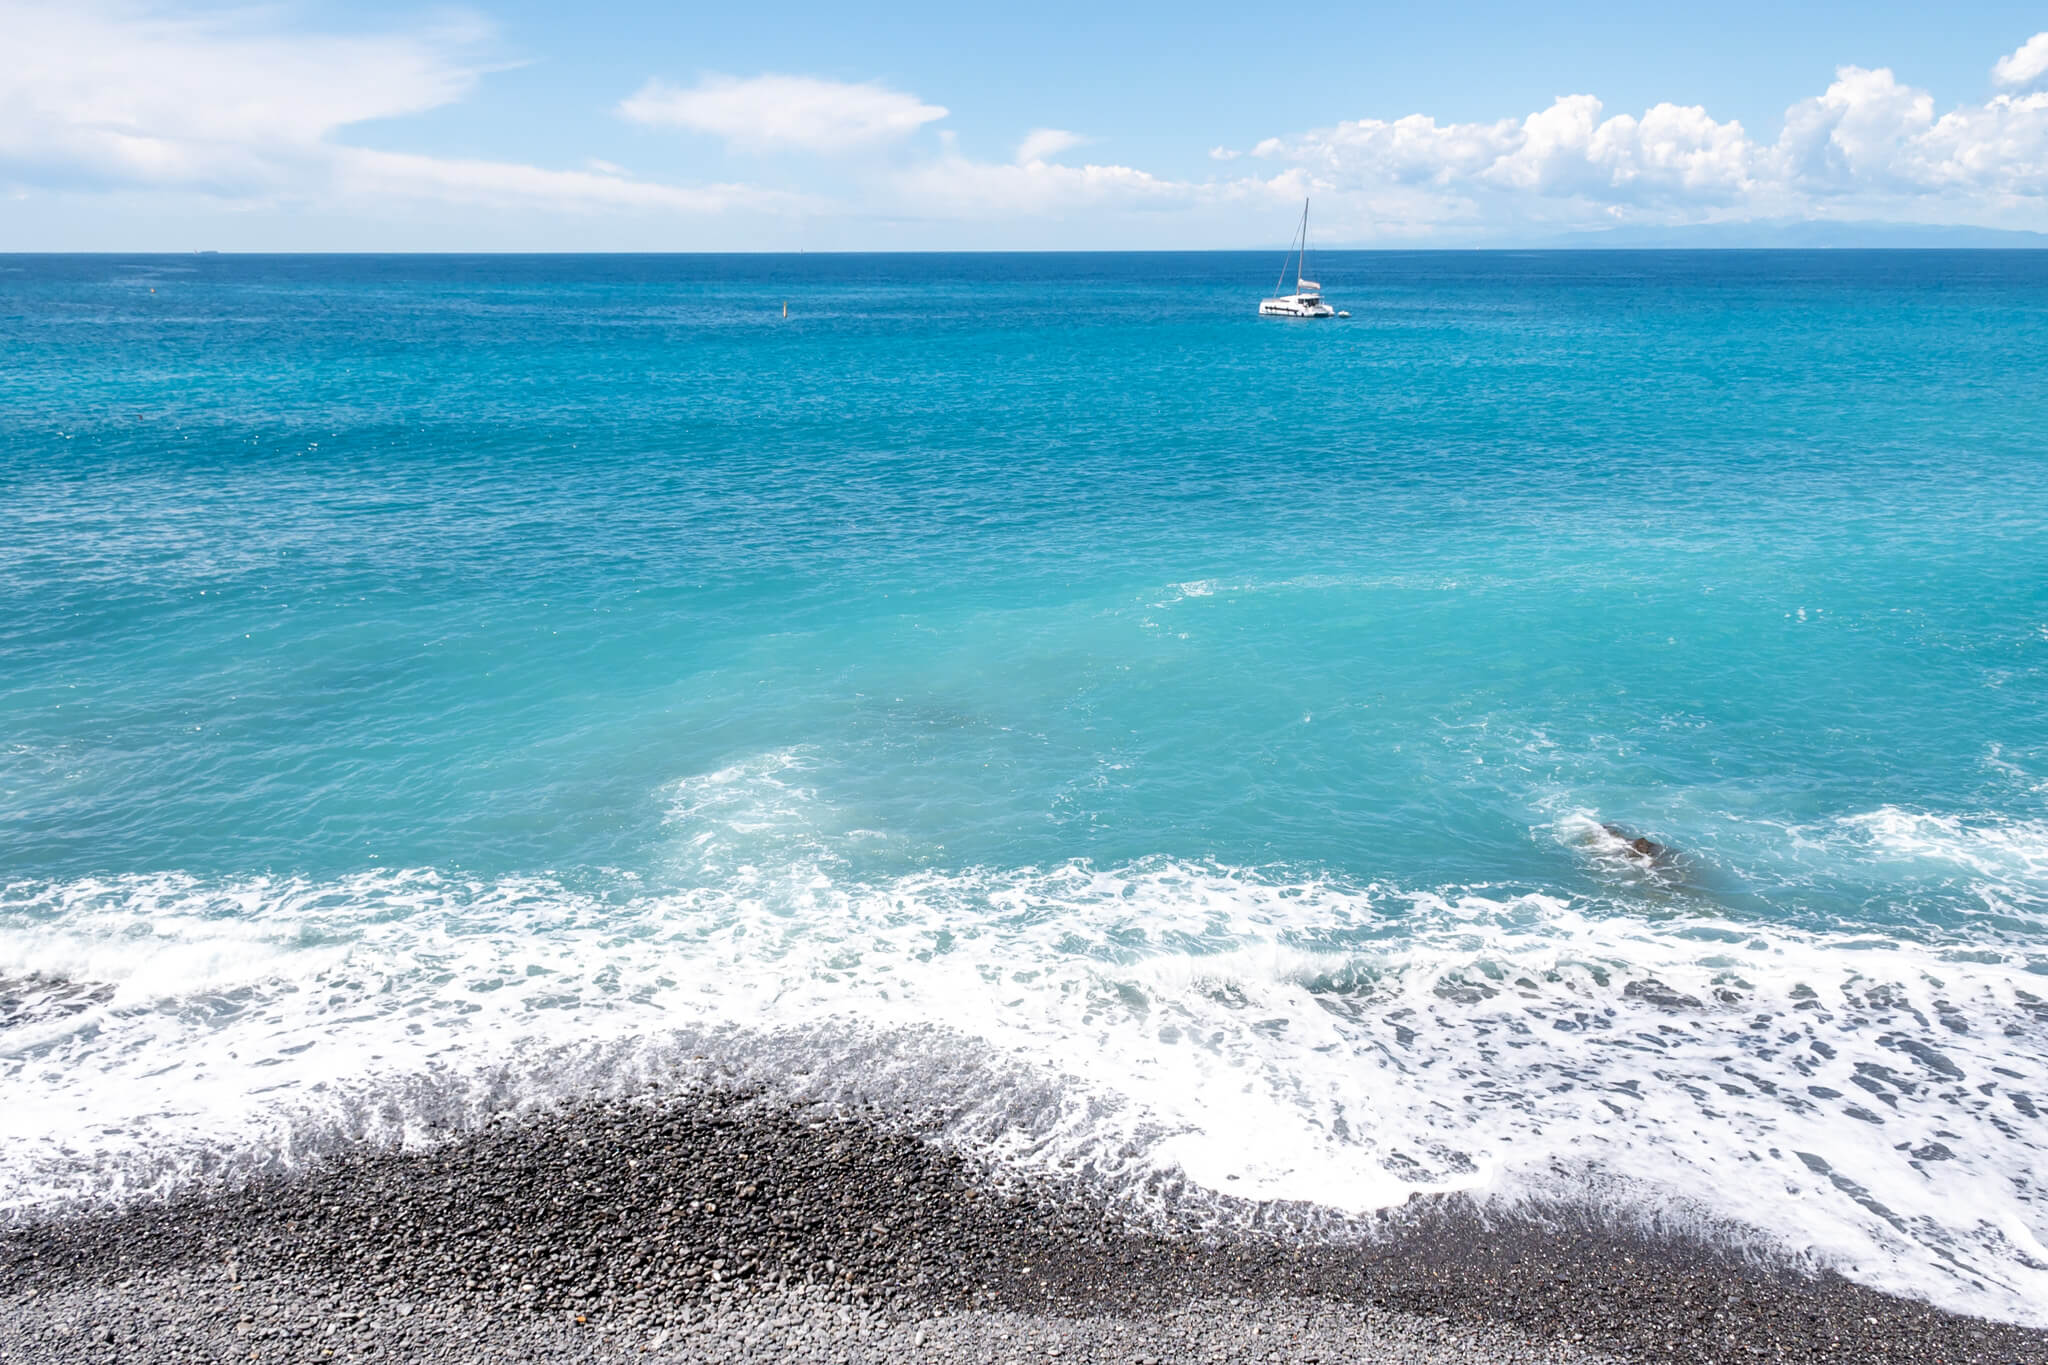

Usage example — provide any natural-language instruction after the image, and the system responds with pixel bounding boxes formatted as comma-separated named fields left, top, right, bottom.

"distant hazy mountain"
left=1516, top=220, right=2048, bottom=249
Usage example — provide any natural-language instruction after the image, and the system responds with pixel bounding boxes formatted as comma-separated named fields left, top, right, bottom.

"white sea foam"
left=3, top=768, right=2047, bottom=1326
left=1837, top=807, right=2048, bottom=889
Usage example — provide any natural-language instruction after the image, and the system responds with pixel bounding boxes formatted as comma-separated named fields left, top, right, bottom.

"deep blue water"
left=3, top=252, right=2046, bottom=1319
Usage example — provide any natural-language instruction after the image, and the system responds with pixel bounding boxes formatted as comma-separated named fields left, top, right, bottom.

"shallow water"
left=3, top=251, right=2046, bottom=1321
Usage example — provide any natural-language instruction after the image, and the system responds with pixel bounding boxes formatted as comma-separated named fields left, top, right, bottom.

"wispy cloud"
left=1014, top=128, right=1088, bottom=164
left=0, top=0, right=785, bottom=216
left=619, top=74, right=948, bottom=152
left=331, top=149, right=779, bottom=215
left=890, top=143, right=1198, bottom=219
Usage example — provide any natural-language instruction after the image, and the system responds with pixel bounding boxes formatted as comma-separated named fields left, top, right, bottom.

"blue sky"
left=4, top=0, right=2046, bottom=249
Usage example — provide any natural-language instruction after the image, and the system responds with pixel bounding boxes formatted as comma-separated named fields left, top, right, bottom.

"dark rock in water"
left=1624, top=978, right=1705, bottom=1010
left=1601, top=824, right=1671, bottom=865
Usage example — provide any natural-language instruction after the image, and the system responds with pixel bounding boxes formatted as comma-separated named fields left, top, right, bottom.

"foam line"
left=4, top=845, right=2046, bottom=1324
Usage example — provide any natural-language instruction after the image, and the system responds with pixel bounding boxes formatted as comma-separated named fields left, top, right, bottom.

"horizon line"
left=6, top=244, right=2048, bottom=257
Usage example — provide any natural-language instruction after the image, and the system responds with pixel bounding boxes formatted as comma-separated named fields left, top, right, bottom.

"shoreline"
left=4, top=1086, right=2044, bottom=1364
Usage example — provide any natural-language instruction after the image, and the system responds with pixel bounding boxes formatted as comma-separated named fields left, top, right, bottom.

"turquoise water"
left=4, top=252, right=2047, bottom=1318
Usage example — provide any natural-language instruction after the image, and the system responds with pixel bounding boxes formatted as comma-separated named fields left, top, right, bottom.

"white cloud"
left=1251, top=50, right=2048, bottom=232
left=7, top=7, right=2046, bottom=245
left=1772, top=65, right=2048, bottom=198
left=1015, top=128, right=1087, bottom=164
left=619, top=74, right=946, bottom=152
left=1993, top=32, right=2048, bottom=89
left=876, top=140, right=1308, bottom=229
left=1270, top=96, right=1752, bottom=205
left=890, top=148, right=1193, bottom=219
left=331, top=149, right=777, bottom=215
left=0, top=0, right=781, bottom=216
left=0, top=0, right=480, bottom=193
left=1595, top=103, right=1754, bottom=195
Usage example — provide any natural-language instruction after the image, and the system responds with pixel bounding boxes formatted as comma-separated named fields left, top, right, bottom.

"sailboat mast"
left=1272, top=198, right=1312, bottom=298
left=1298, top=199, right=1309, bottom=289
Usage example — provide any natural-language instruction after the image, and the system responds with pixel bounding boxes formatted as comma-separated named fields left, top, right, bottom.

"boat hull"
left=1258, top=299, right=1336, bottom=318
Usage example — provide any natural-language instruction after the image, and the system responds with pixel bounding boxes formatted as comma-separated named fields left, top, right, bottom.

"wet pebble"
left=2, top=1086, right=2043, bottom=1365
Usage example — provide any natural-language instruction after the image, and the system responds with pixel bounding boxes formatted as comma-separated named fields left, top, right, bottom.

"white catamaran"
left=1259, top=198, right=1340, bottom=318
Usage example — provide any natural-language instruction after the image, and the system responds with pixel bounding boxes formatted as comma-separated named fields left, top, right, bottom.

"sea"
left=3, top=251, right=2046, bottom=1323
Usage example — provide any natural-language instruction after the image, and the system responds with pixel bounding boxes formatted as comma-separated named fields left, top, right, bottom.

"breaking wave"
left=3, top=762, right=2046, bottom=1324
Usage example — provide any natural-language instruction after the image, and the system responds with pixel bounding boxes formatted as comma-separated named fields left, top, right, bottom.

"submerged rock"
left=1601, top=824, right=1673, bottom=866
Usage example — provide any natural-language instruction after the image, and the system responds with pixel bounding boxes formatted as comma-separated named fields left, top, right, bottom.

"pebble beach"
left=6, top=1085, right=2045, bottom=1365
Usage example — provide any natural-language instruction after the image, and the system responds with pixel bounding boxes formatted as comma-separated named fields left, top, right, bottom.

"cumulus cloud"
left=1270, top=96, right=1754, bottom=206
left=618, top=75, right=947, bottom=152
left=1250, top=105, right=1729, bottom=237
left=0, top=0, right=784, bottom=215
left=1252, top=42, right=2048, bottom=230
left=1993, top=32, right=2048, bottom=89
left=1766, top=64, right=2048, bottom=199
